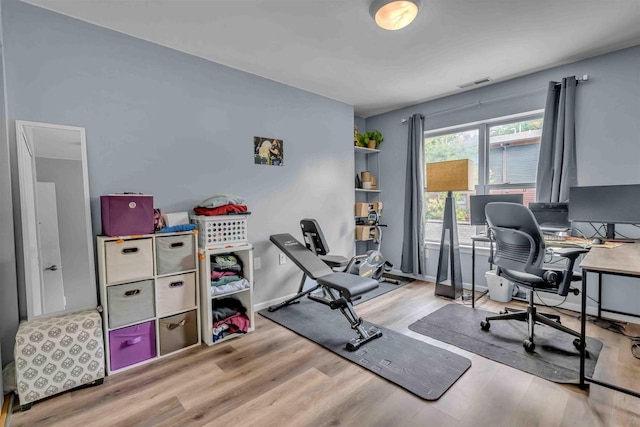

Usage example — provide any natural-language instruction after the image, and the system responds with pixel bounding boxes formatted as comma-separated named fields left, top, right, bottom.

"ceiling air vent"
left=457, top=77, right=492, bottom=89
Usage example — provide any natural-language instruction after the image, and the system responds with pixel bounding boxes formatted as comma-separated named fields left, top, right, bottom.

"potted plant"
left=365, top=130, right=383, bottom=149
left=355, top=130, right=384, bottom=149
left=355, top=132, right=368, bottom=148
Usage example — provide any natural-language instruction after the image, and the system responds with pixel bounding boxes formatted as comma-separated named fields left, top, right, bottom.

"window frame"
left=483, top=113, right=543, bottom=193
left=423, top=110, right=544, bottom=243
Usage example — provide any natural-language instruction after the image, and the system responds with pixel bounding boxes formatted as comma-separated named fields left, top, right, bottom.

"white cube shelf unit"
left=97, top=231, right=201, bottom=375
left=199, top=242, right=254, bottom=346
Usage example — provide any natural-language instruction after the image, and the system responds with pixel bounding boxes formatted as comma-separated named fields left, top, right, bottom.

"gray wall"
left=0, top=0, right=19, bottom=367
left=36, top=157, right=93, bottom=311
left=367, top=45, right=640, bottom=315
left=2, top=0, right=355, bottom=358
left=354, top=115, right=366, bottom=135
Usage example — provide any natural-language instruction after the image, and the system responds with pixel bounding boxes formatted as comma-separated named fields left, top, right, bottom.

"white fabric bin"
left=485, top=270, right=514, bottom=302
left=156, top=272, right=197, bottom=316
left=104, top=238, right=154, bottom=284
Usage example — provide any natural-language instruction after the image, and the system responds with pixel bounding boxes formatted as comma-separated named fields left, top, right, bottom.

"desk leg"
left=580, top=270, right=587, bottom=389
left=598, top=273, right=602, bottom=319
left=472, top=240, right=476, bottom=309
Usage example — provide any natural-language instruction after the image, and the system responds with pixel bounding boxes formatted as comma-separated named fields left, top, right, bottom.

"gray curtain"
left=401, top=114, right=425, bottom=275
left=536, top=76, right=578, bottom=202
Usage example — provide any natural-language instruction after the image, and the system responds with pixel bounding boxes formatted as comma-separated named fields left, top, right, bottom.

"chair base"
left=500, top=306, right=561, bottom=322
left=480, top=292, right=583, bottom=354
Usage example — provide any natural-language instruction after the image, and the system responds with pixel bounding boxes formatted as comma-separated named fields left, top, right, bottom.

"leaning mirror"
left=16, top=121, right=97, bottom=320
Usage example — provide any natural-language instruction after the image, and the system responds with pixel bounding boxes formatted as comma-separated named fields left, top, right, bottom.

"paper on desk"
left=591, top=242, right=623, bottom=249
left=562, top=237, right=623, bottom=249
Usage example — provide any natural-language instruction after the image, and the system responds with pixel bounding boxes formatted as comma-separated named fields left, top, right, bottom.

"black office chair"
left=479, top=202, right=588, bottom=353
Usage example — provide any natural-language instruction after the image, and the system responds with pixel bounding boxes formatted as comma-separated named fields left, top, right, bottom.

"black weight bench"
left=268, top=233, right=382, bottom=351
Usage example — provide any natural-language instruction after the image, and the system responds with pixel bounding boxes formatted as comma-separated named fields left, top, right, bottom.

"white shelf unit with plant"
left=199, top=242, right=254, bottom=346
left=354, top=144, right=382, bottom=254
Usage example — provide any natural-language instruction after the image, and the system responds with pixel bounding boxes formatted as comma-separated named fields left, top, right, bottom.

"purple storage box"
left=101, top=194, right=154, bottom=237
left=109, top=320, right=156, bottom=371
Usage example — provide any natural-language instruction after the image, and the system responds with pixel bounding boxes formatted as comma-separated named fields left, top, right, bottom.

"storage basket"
left=155, top=234, right=196, bottom=275
left=191, top=215, right=248, bottom=248
left=485, top=270, right=514, bottom=303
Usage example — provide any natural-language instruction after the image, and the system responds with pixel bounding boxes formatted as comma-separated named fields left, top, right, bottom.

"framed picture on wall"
left=254, top=136, right=284, bottom=166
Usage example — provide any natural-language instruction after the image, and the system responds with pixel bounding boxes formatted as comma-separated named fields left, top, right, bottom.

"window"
left=425, top=113, right=543, bottom=245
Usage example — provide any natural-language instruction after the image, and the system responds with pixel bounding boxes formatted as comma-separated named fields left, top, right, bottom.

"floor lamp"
left=426, top=159, right=474, bottom=299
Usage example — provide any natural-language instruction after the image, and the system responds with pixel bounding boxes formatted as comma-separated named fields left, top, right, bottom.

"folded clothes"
left=156, top=223, right=197, bottom=233
left=213, top=297, right=247, bottom=315
left=211, top=306, right=239, bottom=322
left=198, top=194, right=245, bottom=209
left=211, top=270, right=238, bottom=280
left=211, top=254, right=243, bottom=273
left=194, top=204, right=248, bottom=216
left=212, top=323, right=230, bottom=342
left=210, top=278, right=250, bottom=296
left=213, top=312, right=250, bottom=334
left=212, top=275, right=243, bottom=287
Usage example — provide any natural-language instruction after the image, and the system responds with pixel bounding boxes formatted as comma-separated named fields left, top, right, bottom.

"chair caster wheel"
left=523, top=339, right=535, bottom=352
left=480, top=320, right=490, bottom=331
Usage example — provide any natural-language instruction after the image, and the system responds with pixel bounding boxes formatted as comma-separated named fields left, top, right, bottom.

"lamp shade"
left=370, top=0, right=422, bottom=31
left=426, top=159, right=475, bottom=192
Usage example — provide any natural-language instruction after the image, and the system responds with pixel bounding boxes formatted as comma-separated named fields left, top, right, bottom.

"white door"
left=36, top=182, right=66, bottom=313
left=17, top=127, right=44, bottom=317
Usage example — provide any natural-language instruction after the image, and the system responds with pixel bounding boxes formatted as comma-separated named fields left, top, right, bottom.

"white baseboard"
left=254, top=294, right=298, bottom=312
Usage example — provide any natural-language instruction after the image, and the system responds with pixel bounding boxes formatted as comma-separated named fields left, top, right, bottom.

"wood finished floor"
left=10, top=280, right=640, bottom=427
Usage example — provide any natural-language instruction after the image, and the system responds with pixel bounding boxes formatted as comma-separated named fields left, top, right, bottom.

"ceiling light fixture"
left=370, top=0, right=422, bottom=31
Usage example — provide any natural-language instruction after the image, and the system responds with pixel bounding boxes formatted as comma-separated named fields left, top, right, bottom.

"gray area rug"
left=353, top=273, right=412, bottom=306
left=260, top=299, right=471, bottom=400
left=409, top=304, right=603, bottom=384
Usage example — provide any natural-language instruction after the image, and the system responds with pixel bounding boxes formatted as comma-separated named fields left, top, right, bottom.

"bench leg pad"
left=346, top=327, right=383, bottom=351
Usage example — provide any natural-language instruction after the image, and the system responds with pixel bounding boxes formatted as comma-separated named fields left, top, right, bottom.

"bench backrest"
left=270, top=233, right=333, bottom=279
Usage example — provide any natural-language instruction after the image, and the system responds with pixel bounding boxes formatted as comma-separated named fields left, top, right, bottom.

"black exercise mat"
left=259, top=299, right=471, bottom=400
left=408, top=304, right=602, bottom=384
left=353, top=274, right=412, bottom=306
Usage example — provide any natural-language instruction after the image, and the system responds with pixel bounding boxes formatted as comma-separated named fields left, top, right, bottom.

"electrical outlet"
left=254, top=257, right=261, bottom=270
left=279, top=252, right=286, bottom=265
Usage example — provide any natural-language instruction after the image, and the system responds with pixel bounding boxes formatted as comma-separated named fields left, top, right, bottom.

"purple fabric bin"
left=101, top=194, right=154, bottom=237
left=109, top=320, right=156, bottom=371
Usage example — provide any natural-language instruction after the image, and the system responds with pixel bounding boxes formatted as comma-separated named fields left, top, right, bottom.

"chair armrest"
left=550, top=247, right=589, bottom=260
left=551, top=247, right=589, bottom=296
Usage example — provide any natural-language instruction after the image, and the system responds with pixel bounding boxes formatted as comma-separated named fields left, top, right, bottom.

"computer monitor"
left=470, top=194, right=524, bottom=226
left=569, top=184, right=640, bottom=239
left=529, top=202, right=570, bottom=233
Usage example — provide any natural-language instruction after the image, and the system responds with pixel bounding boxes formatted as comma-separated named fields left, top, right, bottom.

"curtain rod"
left=401, top=74, right=589, bottom=123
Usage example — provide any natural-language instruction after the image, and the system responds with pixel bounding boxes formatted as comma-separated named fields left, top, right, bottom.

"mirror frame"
left=16, top=120, right=97, bottom=320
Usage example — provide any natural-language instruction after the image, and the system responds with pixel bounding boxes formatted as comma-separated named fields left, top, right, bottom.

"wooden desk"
left=579, top=243, right=640, bottom=398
